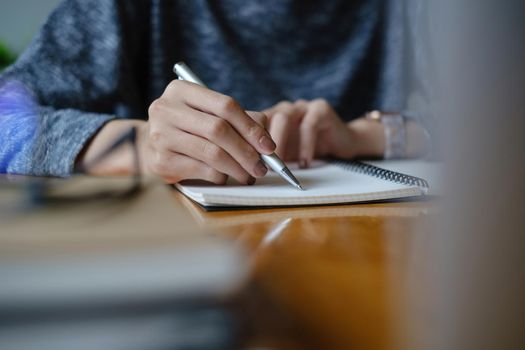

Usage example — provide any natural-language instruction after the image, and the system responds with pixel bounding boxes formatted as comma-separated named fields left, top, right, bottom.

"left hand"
left=263, top=99, right=358, bottom=168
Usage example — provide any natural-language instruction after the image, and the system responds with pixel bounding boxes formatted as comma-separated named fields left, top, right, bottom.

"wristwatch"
left=365, top=110, right=406, bottom=159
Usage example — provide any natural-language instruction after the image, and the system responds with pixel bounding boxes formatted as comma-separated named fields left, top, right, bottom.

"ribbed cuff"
left=31, top=107, right=116, bottom=177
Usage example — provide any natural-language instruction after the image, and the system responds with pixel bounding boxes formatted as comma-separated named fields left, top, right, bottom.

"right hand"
left=138, top=80, right=276, bottom=184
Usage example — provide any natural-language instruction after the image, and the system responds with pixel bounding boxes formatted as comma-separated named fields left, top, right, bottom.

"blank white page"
left=176, top=161, right=425, bottom=207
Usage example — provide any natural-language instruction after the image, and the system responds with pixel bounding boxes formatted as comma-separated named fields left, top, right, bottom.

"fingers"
left=269, top=112, right=294, bottom=159
left=267, top=101, right=305, bottom=159
left=147, top=80, right=275, bottom=185
left=149, top=151, right=228, bottom=185
left=263, top=102, right=287, bottom=119
left=246, top=111, right=269, bottom=129
left=294, top=99, right=309, bottom=110
left=263, top=98, right=344, bottom=167
left=148, top=126, right=255, bottom=184
left=298, top=115, right=319, bottom=168
left=162, top=105, right=268, bottom=178
left=149, top=81, right=356, bottom=185
left=299, top=99, right=328, bottom=168
left=165, top=80, right=276, bottom=155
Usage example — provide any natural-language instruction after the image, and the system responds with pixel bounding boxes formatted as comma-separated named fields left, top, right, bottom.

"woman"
left=0, top=0, right=431, bottom=184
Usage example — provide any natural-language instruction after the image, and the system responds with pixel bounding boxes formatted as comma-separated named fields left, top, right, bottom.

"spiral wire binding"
left=331, top=160, right=429, bottom=189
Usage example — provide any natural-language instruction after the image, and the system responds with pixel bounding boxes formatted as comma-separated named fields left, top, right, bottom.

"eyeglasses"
left=1, top=126, right=143, bottom=212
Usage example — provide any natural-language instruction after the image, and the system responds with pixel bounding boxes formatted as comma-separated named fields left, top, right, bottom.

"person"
left=0, top=0, right=431, bottom=184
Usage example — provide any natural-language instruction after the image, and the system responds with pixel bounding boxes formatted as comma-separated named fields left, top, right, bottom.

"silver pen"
left=173, top=62, right=304, bottom=190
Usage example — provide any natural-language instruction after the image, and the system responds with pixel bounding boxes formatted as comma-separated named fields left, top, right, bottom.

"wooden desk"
left=1, top=174, right=436, bottom=349
left=175, top=193, right=438, bottom=350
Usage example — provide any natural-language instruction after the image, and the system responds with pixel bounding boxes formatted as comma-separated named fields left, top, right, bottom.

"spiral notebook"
left=176, top=160, right=434, bottom=210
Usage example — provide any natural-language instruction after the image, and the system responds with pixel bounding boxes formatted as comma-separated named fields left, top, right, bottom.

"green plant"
left=0, top=41, right=16, bottom=71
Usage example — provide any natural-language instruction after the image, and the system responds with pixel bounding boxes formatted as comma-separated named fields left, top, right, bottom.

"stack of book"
left=0, top=177, right=248, bottom=350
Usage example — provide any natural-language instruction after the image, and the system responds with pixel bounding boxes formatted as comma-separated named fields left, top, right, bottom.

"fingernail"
left=299, top=159, right=308, bottom=169
left=247, top=176, right=256, bottom=185
left=254, top=160, right=268, bottom=177
left=259, top=135, right=276, bottom=153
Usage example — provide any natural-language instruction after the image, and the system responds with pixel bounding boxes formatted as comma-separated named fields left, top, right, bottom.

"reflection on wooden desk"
left=174, top=191, right=437, bottom=350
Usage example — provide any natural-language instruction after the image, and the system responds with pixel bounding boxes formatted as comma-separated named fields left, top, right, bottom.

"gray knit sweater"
left=0, top=0, right=412, bottom=176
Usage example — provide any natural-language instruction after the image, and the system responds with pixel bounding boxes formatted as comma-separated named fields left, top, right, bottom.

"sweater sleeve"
left=0, top=0, right=148, bottom=176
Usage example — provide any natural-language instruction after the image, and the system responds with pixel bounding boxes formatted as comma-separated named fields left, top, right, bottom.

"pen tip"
left=298, top=184, right=305, bottom=191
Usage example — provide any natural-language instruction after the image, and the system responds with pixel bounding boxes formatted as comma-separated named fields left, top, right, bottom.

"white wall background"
left=0, top=0, right=62, bottom=54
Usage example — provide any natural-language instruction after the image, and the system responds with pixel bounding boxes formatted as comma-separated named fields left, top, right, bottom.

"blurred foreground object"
left=411, top=1, right=525, bottom=349
left=0, top=177, right=248, bottom=350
